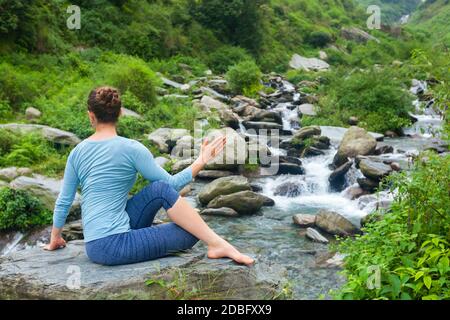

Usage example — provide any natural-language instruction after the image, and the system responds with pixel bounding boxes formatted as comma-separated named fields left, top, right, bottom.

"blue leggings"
left=85, top=181, right=199, bottom=266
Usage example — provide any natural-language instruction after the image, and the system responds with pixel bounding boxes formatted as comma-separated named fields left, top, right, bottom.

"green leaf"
left=424, top=276, right=432, bottom=290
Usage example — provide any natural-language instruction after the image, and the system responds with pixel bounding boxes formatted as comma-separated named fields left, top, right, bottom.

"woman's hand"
left=44, top=228, right=66, bottom=251
left=199, top=136, right=227, bottom=165
left=190, top=136, right=227, bottom=177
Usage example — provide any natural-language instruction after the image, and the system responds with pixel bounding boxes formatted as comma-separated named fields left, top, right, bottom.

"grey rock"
left=305, top=228, right=329, bottom=244
left=359, top=159, right=392, bottom=181
left=0, top=124, right=81, bottom=146
left=121, top=107, right=142, bottom=119
left=289, top=54, right=330, bottom=71
left=293, top=214, right=316, bottom=227
left=25, top=107, right=42, bottom=120
left=329, top=161, right=353, bottom=192
left=0, top=241, right=284, bottom=299
left=148, top=128, right=190, bottom=153
left=0, top=167, right=32, bottom=182
left=10, top=174, right=81, bottom=215
left=207, top=191, right=265, bottom=215
left=161, top=76, right=190, bottom=92
left=278, top=163, right=305, bottom=175
left=197, top=170, right=236, bottom=180
left=154, top=157, right=169, bottom=168
left=297, top=104, right=317, bottom=116
left=274, top=182, right=302, bottom=197
left=198, top=176, right=251, bottom=205
left=243, top=121, right=283, bottom=131
left=294, top=126, right=321, bottom=140
left=315, top=210, right=360, bottom=236
left=341, top=27, right=380, bottom=44
left=357, top=178, right=380, bottom=193
left=201, top=207, right=239, bottom=217
left=333, top=126, right=377, bottom=167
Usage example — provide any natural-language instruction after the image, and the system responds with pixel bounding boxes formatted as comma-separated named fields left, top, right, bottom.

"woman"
left=44, top=86, right=254, bottom=266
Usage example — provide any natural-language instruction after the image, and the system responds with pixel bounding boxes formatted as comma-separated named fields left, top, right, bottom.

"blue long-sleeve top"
left=53, top=136, right=192, bottom=242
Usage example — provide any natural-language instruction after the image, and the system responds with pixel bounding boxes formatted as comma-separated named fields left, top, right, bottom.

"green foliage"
left=334, top=153, right=450, bottom=300
left=307, top=31, right=333, bottom=48
left=0, top=129, right=69, bottom=176
left=226, top=60, right=262, bottom=96
left=207, top=46, right=252, bottom=74
left=312, top=67, right=413, bottom=133
left=0, top=187, right=52, bottom=232
left=106, top=55, right=161, bottom=107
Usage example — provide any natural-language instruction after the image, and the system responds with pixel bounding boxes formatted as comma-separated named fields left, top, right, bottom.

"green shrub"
left=226, top=60, right=262, bottom=96
left=106, top=55, right=161, bottom=107
left=207, top=46, right=252, bottom=74
left=0, top=62, right=39, bottom=110
left=0, top=99, right=13, bottom=121
left=313, top=68, right=413, bottom=133
left=307, top=31, right=333, bottom=48
left=334, top=153, right=450, bottom=300
left=0, top=187, right=52, bottom=232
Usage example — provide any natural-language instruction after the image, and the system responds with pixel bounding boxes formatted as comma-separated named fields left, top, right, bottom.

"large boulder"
left=207, top=190, right=265, bottom=214
left=200, top=96, right=240, bottom=129
left=278, top=163, right=305, bottom=175
left=9, top=174, right=81, bottom=215
left=0, top=241, right=284, bottom=299
left=333, top=126, right=377, bottom=167
left=170, top=135, right=195, bottom=159
left=294, top=126, right=321, bottom=140
left=198, top=176, right=251, bottom=205
left=289, top=54, right=330, bottom=72
left=0, top=124, right=81, bottom=146
left=147, top=128, right=190, bottom=153
left=204, top=128, right=247, bottom=170
left=358, top=159, right=392, bottom=181
left=315, top=210, right=360, bottom=236
left=25, top=107, right=42, bottom=121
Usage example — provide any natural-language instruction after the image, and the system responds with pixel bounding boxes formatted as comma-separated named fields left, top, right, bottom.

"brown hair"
left=87, top=86, right=122, bottom=123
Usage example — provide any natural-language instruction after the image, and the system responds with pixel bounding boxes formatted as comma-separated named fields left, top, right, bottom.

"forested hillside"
left=355, top=0, right=422, bottom=24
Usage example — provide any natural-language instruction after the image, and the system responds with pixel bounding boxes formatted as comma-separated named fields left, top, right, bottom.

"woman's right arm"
left=45, top=156, right=79, bottom=251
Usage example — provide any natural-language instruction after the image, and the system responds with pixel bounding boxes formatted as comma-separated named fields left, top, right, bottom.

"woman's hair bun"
left=87, top=86, right=122, bottom=123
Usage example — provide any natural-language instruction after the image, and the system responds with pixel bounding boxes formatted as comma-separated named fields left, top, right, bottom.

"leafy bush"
left=226, top=60, right=262, bottom=96
left=0, top=130, right=69, bottom=176
left=313, top=68, right=413, bottom=133
left=0, top=187, right=52, bottom=231
left=0, top=62, right=39, bottom=110
left=334, top=153, right=450, bottom=300
left=106, top=55, right=161, bottom=107
left=307, top=31, right=333, bottom=47
left=207, top=46, right=252, bottom=74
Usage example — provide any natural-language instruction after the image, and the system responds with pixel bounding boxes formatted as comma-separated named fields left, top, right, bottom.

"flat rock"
left=121, top=107, right=142, bottom=119
left=0, top=124, right=81, bottom=146
left=289, top=54, right=330, bottom=71
left=0, top=241, right=284, bottom=299
left=305, top=228, right=329, bottom=244
left=0, top=167, right=32, bottom=182
left=200, top=207, right=239, bottom=217
left=293, top=214, right=316, bottom=227
left=196, top=170, right=236, bottom=180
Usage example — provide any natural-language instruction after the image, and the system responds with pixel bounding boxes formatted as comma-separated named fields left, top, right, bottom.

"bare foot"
left=207, top=239, right=254, bottom=265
